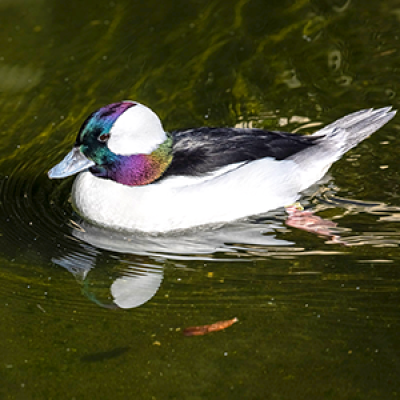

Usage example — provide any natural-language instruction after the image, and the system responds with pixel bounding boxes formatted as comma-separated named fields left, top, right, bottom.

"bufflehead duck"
left=48, top=101, right=395, bottom=232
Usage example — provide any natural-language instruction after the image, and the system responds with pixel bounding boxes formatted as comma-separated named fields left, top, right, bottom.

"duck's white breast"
left=72, top=157, right=303, bottom=232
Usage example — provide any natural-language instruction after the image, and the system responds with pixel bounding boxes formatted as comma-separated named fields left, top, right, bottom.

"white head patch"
left=108, top=102, right=167, bottom=155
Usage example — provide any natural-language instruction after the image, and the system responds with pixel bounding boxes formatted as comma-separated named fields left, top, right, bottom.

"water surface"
left=1, top=0, right=400, bottom=398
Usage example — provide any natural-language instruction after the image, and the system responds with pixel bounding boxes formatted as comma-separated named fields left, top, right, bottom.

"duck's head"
left=48, top=101, right=173, bottom=186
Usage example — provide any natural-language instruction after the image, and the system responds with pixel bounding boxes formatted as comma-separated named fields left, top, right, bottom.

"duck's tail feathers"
left=290, top=107, right=396, bottom=191
left=312, top=106, right=396, bottom=157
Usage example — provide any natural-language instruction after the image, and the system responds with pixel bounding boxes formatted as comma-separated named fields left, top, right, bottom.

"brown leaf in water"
left=183, top=317, right=238, bottom=336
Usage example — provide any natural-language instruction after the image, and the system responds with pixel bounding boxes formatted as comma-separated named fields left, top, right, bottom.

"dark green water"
left=1, top=0, right=400, bottom=398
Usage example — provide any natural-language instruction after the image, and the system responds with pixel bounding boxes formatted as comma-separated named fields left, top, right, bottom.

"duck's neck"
left=92, top=136, right=173, bottom=186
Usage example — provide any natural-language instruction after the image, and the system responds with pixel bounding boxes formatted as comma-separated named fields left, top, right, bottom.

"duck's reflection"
left=46, top=181, right=400, bottom=309
left=52, top=250, right=164, bottom=309
left=110, top=263, right=163, bottom=309
left=52, top=214, right=291, bottom=309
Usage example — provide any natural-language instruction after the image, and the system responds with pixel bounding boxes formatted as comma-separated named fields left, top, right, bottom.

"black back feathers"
left=162, top=127, right=319, bottom=178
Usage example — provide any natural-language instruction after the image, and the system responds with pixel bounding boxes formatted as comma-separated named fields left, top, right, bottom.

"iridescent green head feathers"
left=48, top=101, right=173, bottom=185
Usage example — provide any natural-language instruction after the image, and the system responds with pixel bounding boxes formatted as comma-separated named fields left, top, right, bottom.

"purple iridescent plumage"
left=79, top=101, right=137, bottom=141
left=110, top=154, right=164, bottom=186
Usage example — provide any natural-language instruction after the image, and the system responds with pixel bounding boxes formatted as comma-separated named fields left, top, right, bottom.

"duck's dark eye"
left=98, top=133, right=110, bottom=143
